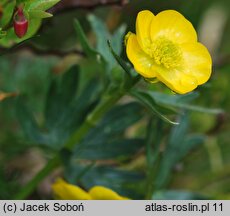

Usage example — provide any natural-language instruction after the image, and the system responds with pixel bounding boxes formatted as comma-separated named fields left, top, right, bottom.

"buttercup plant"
left=1, top=1, right=223, bottom=201
left=126, top=10, right=212, bottom=94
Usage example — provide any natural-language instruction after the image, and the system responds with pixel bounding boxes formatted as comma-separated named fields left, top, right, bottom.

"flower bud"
left=13, top=7, right=28, bottom=38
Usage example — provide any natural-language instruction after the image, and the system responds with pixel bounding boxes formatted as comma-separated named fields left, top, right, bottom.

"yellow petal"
left=126, top=33, right=156, bottom=78
left=155, top=65, right=199, bottom=94
left=180, top=42, right=212, bottom=85
left=150, top=10, right=197, bottom=44
left=52, top=179, right=92, bottom=200
left=89, top=186, right=128, bottom=200
left=136, top=10, right=155, bottom=50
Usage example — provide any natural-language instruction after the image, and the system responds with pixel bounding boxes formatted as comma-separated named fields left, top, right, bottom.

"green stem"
left=65, top=93, right=122, bottom=150
left=14, top=77, right=139, bottom=199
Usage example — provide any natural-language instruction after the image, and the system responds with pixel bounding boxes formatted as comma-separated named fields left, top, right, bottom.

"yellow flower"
left=52, top=178, right=129, bottom=200
left=126, top=10, right=212, bottom=94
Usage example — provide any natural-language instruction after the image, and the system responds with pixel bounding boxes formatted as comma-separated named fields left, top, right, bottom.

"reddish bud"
left=14, top=7, right=28, bottom=38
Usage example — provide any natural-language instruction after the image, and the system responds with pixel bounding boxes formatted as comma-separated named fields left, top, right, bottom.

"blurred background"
left=0, top=0, right=230, bottom=199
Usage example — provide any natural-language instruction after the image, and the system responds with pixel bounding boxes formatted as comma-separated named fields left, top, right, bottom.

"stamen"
left=143, top=37, right=182, bottom=69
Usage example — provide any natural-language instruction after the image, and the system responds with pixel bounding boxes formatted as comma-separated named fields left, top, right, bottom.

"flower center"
left=145, top=37, right=182, bottom=69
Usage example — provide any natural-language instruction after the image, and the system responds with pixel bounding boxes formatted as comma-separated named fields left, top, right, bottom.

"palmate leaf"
left=43, top=67, right=101, bottom=148
left=45, top=79, right=100, bottom=147
left=44, top=65, right=80, bottom=129
left=65, top=103, right=145, bottom=198
left=73, top=102, right=144, bottom=160
left=17, top=65, right=101, bottom=149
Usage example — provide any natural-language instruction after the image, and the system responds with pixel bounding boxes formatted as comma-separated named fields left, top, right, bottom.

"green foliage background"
left=0, top=0, right=230, bottom=200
